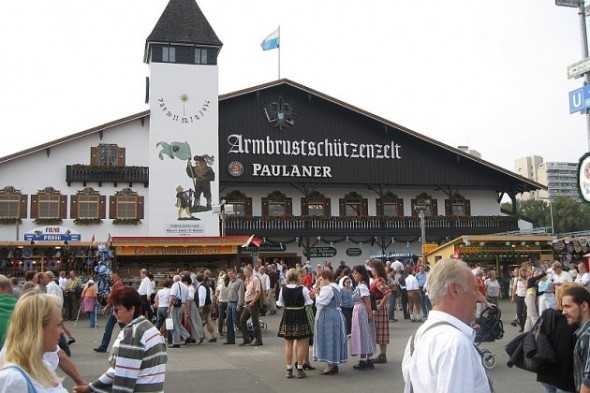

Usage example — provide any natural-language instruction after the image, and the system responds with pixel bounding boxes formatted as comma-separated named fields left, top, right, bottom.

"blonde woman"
left=0, top=292, right=67, bottom=392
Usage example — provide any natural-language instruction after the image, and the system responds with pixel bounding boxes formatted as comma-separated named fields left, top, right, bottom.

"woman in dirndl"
left=277, top=268, right=313, bottom=379
left=369, top=261, right=391, bottom=364
left=350, top=264, right=376, bottom=370
left=313, top=270, right=348, bottom=375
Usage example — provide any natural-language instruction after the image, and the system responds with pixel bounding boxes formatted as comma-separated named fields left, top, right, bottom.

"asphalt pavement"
left=62, top=300, right=541, bottom=392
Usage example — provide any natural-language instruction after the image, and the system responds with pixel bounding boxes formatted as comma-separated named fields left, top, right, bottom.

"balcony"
left=225, top=215, right=519, bottom=238
left=66, top=165, right=149, bottom=187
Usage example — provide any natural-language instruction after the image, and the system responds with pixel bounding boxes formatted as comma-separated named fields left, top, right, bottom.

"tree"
left=502, top=197, right=590, bottom=234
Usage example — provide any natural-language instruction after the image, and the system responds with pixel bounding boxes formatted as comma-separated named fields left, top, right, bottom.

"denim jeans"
left=388, top=292, right=397, bottom=320
left=541, top=382, right=574, bottom=393
left=217, top=301, right=228, bottom=335
left=86, top=310, right=97, bottom=328
left=155, top=307, right=168, bottom=330
left=225, top=301, right=238, bottom=343
left=98, top=311, right=124, bottom=350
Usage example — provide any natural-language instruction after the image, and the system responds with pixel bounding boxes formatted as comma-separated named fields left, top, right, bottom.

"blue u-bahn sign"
left=569, top=85, right=590, bottom=113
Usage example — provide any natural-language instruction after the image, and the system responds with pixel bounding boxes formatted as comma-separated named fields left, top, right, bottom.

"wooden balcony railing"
left=225, top=215, right=519, bottom=237
left=66, top=165, right=149, bottom=187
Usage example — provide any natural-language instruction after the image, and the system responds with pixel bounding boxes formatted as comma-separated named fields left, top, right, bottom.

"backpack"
left=195, top=283, right=212, bottom=306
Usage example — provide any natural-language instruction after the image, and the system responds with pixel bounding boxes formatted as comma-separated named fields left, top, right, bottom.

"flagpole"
left=278, top=25, right=281, bottom=80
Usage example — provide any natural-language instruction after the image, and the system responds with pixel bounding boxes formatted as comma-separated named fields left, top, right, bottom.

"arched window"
left=411, top=193, right=437, bottom=217
left=262, top=190, right=292, bottom=217
left=301, top=191, right=331, bottom=217
left=445, top=193, right=471, bottom=216
left=223, top=190, right=252, bottom=217
left=376, top=192, right=404, bottom=217
left=339, top=192, right=368, bottom=217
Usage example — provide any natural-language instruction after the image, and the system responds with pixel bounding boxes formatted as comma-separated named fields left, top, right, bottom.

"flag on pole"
left=241, top=234, right=263, bottom=248
left=261, top=27, right=280, bottom=51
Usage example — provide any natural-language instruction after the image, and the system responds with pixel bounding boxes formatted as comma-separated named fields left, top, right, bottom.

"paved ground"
left=63, top=301, right=542, bottom=392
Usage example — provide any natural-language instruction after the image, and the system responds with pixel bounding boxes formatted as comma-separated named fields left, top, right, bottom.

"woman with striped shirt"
left=73, top=287, right=167, bottom=393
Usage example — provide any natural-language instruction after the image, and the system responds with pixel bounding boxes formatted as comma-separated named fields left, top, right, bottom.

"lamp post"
left=415, top=204, right=427, bottom=256
left=538, top=197, right=555, bottom=234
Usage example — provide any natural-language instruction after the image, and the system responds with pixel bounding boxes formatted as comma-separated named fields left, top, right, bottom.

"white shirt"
left=575, top=272, right=590, bottom=287
left=169, top=281, right=186, bottom=305
left=315, top=283, right=340, bottom=312
left=402, top=310, right=491, bottom=393
left=405, top=275, right=419, bottom=291
left=259, top=273, right=270, bottom=291
left=156, top=287, right=171, bottom=308
left=148, top=280, right=156, bottom=296
left=58, top=277, right=68, bottom=292
left=196, top=284, right=207, bottom=307
left=46, top=282, right=63, bottom=307
left=553, top=271, right=573, bottom=286
left=276, top=284, right=313, bottom=307
left=137, top=276, right=150, bottom=296
left=0, top=346, right=65, bottom=393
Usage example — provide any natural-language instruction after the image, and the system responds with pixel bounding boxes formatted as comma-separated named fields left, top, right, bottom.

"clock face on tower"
left=156, top=93, right=211, bottom=124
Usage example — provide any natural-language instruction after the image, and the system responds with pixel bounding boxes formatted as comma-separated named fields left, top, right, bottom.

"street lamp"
left=537, top=197, right=555, bottom=234
left=415, top=204, right=427, bottom=256
left=215, top=199, right=234, bottom=237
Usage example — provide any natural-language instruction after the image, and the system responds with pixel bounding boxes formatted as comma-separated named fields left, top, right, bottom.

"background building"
left=515, top=156, right=580, bottom=202
left=0, top=0, right=545, bottom=279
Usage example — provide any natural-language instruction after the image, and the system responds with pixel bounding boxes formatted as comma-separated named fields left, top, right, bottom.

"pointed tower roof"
left=144, top=0, right=222, bottom=61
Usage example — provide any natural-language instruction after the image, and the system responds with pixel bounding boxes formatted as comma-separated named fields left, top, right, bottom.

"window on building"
left=445, top=193, right=471, bottom=217
left=90, top=144, right=126, bottom=167
left=163, top=46, right=176, bottom=62
left=339, top=192, right=368, bottom=217
left=71, top=187, right=106, bottom=220
left=195, top=48, right=208, bottom=64
left=0, top=194, right=19, bottom=217
left=39, top=194, right=60, bottom=218
left=411, top=193, right=437, bottom=217
left=109, top=188, right=144, bottom=220
left=31, top=187, right=66, bottom=220
left=377, top=192, right=404, bottom=217
left=301, top=191, right=331, bottom=217
left=0, top=186, right=27, bottom=219
left=308, top=203, right=324, bottom=216
left=223, top=190, right=252, bottom=217
left=268, top=202, right=286, bottom=217
left=262, top=190, right=292, bottom=217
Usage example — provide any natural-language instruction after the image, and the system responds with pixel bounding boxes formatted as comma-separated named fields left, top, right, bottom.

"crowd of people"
left=0, top=271, right=167, bottom=393
left=5, top=255, right=590, bottom=392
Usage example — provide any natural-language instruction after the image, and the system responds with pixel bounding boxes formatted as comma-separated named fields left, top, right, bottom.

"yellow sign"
left=116, top=245, right=236, bottom=256
left=422, top=243, right=438, bottom=255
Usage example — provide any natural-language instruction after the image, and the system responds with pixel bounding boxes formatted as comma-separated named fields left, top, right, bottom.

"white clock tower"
left=144, top=0, right=223, bottom=237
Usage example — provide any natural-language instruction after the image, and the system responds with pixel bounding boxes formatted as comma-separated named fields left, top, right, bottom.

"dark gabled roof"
left=220, top=78, right=547, bottom=194
left=144, top=0, right=222, bottom=61
left=0, top=111, right=149, bottom=165
left=0, top=78, right=546, bottom=195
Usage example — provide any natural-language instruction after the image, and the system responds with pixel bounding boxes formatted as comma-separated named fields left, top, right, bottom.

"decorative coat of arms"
left=263, top=96, right=297, bottom=130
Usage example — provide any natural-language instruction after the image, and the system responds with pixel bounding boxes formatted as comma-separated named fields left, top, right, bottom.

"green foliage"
left=504, top=197, right=590, bottom=233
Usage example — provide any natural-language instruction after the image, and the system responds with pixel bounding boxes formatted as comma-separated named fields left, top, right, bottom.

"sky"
left=0, top=0, right=588, bottom=173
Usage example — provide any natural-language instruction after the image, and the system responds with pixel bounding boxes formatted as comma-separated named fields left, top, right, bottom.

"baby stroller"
left=473, top=306, right=504, bottom=369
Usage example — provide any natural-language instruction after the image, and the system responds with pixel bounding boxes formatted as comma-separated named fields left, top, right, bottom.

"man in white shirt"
left=552, top=262, right=573, bottom=290
left=404, top=270, right=421, bottom=322
left=46, top=271, right=63, bottom=306
left=402, top=258, right=491, bottom=393
left=258, top=266, right=270, bottom=316
left=137, top=269, right=154, bottom=320
left=167, top=275, right=191, bottom=348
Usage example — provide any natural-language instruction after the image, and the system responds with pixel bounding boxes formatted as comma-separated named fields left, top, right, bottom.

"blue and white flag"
left=261, top=27, right=280, bottom=51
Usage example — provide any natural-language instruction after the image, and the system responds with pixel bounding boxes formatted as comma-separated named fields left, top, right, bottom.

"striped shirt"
left=90, top=316, right=167, bottom=392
